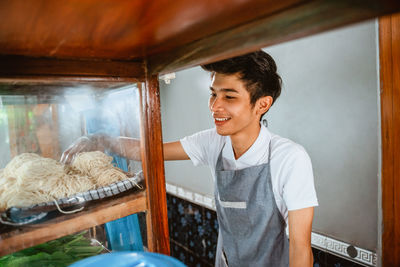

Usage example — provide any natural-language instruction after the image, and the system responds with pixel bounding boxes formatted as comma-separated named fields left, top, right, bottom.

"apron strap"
left=215, top=141, right=226, bottom=171
left=268, top=139, right=272, bottom=162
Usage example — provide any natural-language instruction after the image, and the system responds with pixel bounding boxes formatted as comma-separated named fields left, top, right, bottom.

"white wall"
left=265, top=20, right=379, bottom=251
left=160, top=67, right=214, bottom=195
left=160, top=20, right=379, bottom=251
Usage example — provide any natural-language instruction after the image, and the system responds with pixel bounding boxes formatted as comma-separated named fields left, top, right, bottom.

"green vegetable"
left=0, top=231, right=105, bottom=267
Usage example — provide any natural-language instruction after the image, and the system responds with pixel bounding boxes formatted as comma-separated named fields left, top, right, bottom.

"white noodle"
left=72, top=151, right=128, bottom=187
left=0, top=151, right=130, bottom=211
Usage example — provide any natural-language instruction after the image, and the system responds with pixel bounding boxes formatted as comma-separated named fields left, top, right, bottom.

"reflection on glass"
left=0, top=84, right=141, bottom=170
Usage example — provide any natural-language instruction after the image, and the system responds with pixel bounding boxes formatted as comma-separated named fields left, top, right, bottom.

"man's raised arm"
left=61, top=134, right=189, bottom=163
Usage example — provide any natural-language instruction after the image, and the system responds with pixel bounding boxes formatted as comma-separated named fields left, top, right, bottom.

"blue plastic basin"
left=69, top=251, right=187, bottom=267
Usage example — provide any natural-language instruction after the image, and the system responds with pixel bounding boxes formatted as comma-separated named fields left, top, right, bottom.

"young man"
left=61, top=51, right=318, bottom=267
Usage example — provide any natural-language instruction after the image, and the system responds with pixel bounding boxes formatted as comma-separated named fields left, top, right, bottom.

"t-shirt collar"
left=223, top=124, right=272, bottom=167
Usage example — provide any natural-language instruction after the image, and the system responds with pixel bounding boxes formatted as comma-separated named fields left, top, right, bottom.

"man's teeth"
left=215, top=118, right=229, bottom=121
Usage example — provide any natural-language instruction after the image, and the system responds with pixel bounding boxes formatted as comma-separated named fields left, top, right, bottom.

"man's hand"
left=288, top=207, right=314, bottom=267
left=60, top=135, right=99, bottom=164
left=61, top=137, right=190, bottom=164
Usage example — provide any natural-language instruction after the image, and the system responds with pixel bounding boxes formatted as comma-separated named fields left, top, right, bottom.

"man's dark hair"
left=201, top=50, right=282, bottom=108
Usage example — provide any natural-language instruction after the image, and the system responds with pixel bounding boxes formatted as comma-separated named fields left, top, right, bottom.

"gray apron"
left=214, top=142, right=289, bottom=267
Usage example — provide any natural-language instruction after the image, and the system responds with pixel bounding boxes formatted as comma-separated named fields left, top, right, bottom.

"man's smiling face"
left=209, top=73, right=261, bottom=139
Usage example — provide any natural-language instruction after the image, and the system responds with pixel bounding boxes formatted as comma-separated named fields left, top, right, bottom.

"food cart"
left=0, top=0, right=399, bottom=265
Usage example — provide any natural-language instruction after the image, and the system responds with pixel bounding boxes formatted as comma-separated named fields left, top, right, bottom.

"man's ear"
left=256, top=96, right=273, bottom=115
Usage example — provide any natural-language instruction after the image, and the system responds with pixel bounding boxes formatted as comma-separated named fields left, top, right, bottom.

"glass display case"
left=0, top=80, right=168, bottom=259
left=0, top=0, right=399, bottom=265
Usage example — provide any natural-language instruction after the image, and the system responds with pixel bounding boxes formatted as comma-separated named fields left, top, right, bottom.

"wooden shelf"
left=0, top=190, right=147, bottom=256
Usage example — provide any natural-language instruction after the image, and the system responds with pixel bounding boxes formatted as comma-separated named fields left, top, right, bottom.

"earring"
left=262, top=118, right=268, bottom=127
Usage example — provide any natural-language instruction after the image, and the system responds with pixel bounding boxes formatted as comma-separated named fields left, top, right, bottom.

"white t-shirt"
left=180, top=125, right=318, bottom=227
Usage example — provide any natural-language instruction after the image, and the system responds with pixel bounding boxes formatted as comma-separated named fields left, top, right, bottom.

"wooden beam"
left=139, top=75, right=170, bottom=254
left=148, top=0, right=400, bottom=75
left=0, top=76, right=139, bottom=84
left=0, top=81, right=134, bottom=97
left=0, top=191, right=147, bottom=256
left=0, top=56, right=145, bottom=81
left=379, top=12, right=400, bottom=267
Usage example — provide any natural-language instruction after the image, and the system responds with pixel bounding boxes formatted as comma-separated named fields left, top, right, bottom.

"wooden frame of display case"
left=0, top=72, right=170, bottom=256
left=0, top=192, right=147, bottom=255
left=379, top=12, right=400, bottom=267
left=0, top=1, right=400, bottom=265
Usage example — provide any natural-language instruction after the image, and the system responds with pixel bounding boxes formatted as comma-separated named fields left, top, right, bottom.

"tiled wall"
left=167, top=193, right=218, bottom=266
left=166, top=192, right=367, bottom=267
